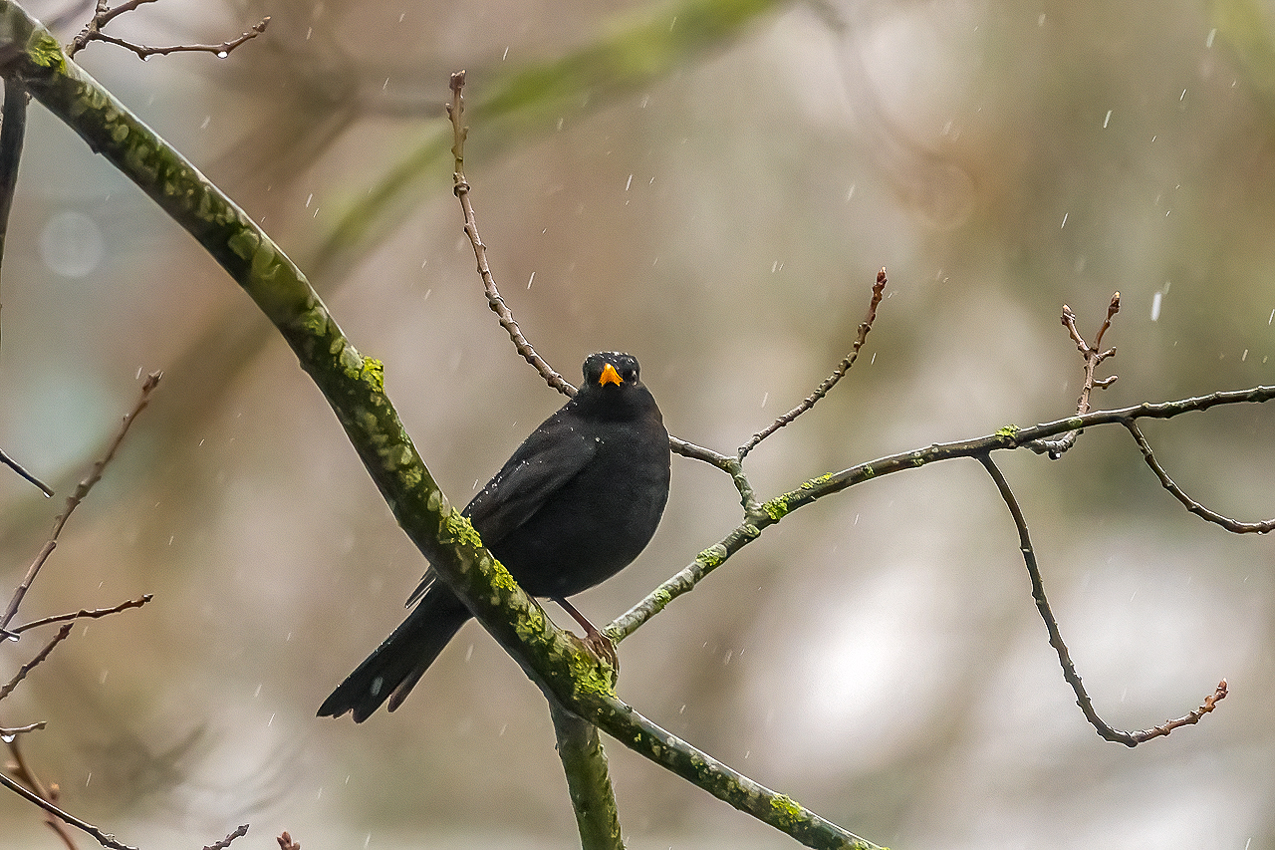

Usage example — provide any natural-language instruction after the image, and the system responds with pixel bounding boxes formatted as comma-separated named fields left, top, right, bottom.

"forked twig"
left=89, top=19, right=269, bottom=61
left=1029, top=291, right=1120, bottom=458
left=612, top=386, right=1275, bottom=642
left=70, top=0, right=268, bottom=60
left=738, top=268, right=887, bottom=459
left=1124, top=421, right=1275, bottom=533
left=978, top=452, right=1227, bottom=746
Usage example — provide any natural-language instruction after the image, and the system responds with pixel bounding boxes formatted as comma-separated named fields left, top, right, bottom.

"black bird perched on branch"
left=319, top=352, right=671, bottom=722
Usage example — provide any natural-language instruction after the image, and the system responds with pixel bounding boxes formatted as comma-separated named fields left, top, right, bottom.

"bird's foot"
left=555, top=597, right=619, bottom=674
left=582, top=628, right=619, bottom=672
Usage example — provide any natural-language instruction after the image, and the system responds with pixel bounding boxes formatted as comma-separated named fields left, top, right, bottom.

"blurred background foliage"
left=1, top=0, right=1273, bottom=847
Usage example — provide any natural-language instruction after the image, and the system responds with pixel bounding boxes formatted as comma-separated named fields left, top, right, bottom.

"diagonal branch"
left=583, top=690, right=881, bottom=849
left=0, top=770, right=137, bottom=850
left=0, top=623, right=72, bottom=702
left=738, top=267, right=887, bottom=459
left=977, top=452, right=1227, bottom=745
left=0, top=372, right=161, bottom=632
left=446, top=70, right=574, bottom=397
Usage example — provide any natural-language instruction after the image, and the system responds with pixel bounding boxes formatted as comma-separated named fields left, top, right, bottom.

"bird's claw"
left=583, top=629, right=619, bottom=673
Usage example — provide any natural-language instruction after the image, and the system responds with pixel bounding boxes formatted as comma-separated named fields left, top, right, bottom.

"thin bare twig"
left=0, top=770, right=137, bottom=850
left=1123, top=679, right=1229, bottom=741
left=5, top=734, right=79, bottom=850
left=89, top=19, right=269, bottom=61
left=738, top=267, right=887, bottom=459
left=97, top=0, right=159, bottom=25
left=11, top=594, right=154, bottom=635
left=446, top=71, right=574, bottom=397
left=0, top=720, right=46, bottom=736
left=0, top=446, right=52, bottom=496
left=1029, top=291, right=1120, bottom=458
left=70, top=0, right=163, bottom=54
left=0, top=624, right=72, bottom=702
left=977, top=452, right=1227, bottom=746
left=0, top=372, right=161, bottom=632
left=203, top=824, right=250, bottom=850
left=1124, top=421, right=1275, bottom=533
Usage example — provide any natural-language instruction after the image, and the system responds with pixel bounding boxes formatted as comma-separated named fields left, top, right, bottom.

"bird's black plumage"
left=318, top=352, right=670, bottom=722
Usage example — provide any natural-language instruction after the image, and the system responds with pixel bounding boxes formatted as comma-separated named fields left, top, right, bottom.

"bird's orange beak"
left=598, top=363, right=623, bottom=387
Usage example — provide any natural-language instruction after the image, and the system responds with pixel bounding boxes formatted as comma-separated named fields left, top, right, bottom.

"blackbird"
left=318, top=352, right=670, bottom=722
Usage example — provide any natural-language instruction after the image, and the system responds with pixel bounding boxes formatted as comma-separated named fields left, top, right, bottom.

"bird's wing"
left=462, top=413, right=597, bottom=545
left=402, top=412, right=596, bottom=607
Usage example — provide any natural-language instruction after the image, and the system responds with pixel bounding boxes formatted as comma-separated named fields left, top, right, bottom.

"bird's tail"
left=318, top=587, right=471, bottom=723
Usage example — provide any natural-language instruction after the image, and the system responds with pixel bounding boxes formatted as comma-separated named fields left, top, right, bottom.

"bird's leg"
left=554, top=597, right=618, bottom=671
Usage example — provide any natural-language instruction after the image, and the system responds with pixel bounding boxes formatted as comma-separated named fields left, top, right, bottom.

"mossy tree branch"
left=0, top=5, right=876, bottom=848
left=549, top=699, right=624, bottom=850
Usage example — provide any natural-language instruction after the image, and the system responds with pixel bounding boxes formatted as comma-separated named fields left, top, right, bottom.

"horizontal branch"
left=800, top=385, right=1275, bottom=511
left=611, top=385, right=1275, bottom=639
left=11, top=594, right=153, bottom=634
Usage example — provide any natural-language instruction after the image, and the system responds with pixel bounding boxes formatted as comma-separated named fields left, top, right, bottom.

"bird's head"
left=575, top=352, right=658, bottom=421
left=581, top=352, right=641, bottom=391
